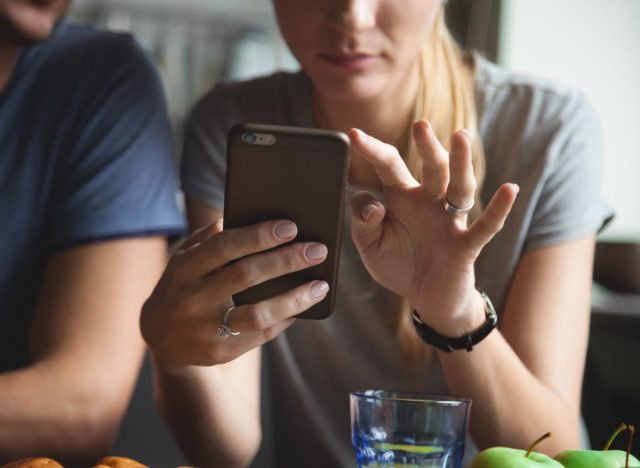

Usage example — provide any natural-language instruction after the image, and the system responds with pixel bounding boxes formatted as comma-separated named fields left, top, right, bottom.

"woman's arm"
left=439, top=236, right=593, bottom=453
left=142, top=199, right=330, bottom=466
left=347, top=122, right=592, bottom=455
left=147, top=202, right=262, bottom=467
left=152, top=346, right=262, bottom=467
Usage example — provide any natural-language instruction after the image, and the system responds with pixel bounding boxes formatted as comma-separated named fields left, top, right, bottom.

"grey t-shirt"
left=181, top=56, right=611, bottom=467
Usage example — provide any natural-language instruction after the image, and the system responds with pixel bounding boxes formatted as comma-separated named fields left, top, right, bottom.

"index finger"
left=348, top=128, right=419, bottom=189
left=174, top=219, right=299, bottom=279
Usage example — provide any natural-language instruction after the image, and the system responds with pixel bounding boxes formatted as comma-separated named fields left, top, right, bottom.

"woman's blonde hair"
left=393, top=9, right=486, bottom=364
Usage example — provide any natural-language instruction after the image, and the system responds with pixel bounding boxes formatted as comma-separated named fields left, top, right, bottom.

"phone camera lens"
left=243, top=132, right=257, bottom=144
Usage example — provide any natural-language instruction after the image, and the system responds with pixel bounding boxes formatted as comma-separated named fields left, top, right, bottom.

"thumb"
left=350, top=191, right=385, bottom=253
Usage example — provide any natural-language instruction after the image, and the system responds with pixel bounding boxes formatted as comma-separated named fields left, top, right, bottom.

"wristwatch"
left=411, top=289, right=498, bottom=352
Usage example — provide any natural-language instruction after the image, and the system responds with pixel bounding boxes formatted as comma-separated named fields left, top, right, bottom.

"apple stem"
left=626, top=424, right=635, bottom=468
left=525, top=432, right=552, bottom=458
left=604, top=422, right=628, bottom=451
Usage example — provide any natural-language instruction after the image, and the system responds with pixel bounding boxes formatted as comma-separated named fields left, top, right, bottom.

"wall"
left=499, top=0, right=640, bottom=240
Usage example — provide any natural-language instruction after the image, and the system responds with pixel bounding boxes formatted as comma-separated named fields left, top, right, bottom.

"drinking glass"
left=350, top=390, right=471, bottom=468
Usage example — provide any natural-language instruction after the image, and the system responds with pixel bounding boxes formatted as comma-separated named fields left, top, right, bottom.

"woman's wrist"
left=413, top=288, right=486, bottom=338
left=150, top=351, right=193, bottom=378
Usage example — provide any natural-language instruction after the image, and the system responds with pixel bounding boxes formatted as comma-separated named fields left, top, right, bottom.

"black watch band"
left=411, top=289, right=498, bottom=352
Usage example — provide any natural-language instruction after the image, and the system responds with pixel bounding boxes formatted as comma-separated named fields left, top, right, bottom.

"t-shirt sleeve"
left=524, top=94, right=614, bottom=251
left=180, top=85, right=233, bottom=212
left=49, top=35, right=186, bottom=249
left=180, top=73, right=312, bottom=213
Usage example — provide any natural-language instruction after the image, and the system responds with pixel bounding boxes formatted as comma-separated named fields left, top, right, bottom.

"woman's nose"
left=328, top=0, right=376, bottom=32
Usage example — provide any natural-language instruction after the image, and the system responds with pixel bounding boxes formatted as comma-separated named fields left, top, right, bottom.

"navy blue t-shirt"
left=0, top=22, right=186, bottom=371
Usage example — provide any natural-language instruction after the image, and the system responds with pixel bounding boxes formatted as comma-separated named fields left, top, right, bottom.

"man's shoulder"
left=30, top=21, right=154, bottom=86
left=22, top=21, right=166, bottom=123
left=49, top=21, right=141, bottom=59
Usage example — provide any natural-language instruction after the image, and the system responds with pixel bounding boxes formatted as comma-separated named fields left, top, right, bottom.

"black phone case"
left=223, top=123, right=350, bottom=319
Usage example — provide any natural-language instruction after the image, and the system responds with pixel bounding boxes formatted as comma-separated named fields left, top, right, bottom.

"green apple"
left=554, top=423, right=640, bottom=468
left=472, top=447, right=564, bottom=467
left=555, top=450, right=640, bottom=467
left=471, top=433, right=564, bottom=467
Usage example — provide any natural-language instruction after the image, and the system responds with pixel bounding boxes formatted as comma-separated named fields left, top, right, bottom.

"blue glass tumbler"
left=350, top=390, right=471, bottom=468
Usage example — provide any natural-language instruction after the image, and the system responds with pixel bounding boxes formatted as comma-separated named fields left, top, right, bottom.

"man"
left=0, top=0, right=185, bottom=464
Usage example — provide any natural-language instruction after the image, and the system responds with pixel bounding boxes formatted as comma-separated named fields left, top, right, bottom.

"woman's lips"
left=318, top=52, right=378, bottom=71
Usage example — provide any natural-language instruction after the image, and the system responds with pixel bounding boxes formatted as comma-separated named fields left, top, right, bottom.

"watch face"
left=478, top=288, right=498, bottom=323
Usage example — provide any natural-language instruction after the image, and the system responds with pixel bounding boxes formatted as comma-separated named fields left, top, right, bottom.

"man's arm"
left=0, top=237, right=167, bottom=465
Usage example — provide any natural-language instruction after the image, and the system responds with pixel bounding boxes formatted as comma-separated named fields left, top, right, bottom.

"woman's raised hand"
left=140, top=219, right=329, bottom=372
left=348, top=121, right=518, bottom=333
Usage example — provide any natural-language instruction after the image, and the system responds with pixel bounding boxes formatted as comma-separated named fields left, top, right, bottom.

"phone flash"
left=243, top=132, right=276, bottom=146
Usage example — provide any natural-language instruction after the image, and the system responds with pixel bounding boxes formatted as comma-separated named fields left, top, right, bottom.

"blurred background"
left=67, top=0, right=640, bottom=465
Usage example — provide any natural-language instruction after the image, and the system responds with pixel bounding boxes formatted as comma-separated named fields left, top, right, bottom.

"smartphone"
left=224, top=123, right=350, bottom=319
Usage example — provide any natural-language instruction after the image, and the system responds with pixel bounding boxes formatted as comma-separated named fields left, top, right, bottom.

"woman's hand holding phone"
left=348, top=121, right=519, bottom=337
left=140, top=219, right=329, bottom=372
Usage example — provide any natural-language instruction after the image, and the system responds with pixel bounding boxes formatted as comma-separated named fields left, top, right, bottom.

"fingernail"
left=274, top=221, right=297, bottom=240
left=311, top=281, right=329, bottom=299
left=305, top=243, right=328, bottom=261
left=362, top=203, right=377, bottom=221
left=421, top=120, right=433, bottom=132
left=353, top=128, right=365, bottom=138
left=512, top=183, right=520, bottom=194
left=460, top=128, right=470, bottom=138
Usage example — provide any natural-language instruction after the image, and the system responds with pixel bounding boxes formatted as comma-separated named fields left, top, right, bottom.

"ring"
left=217, top=306, right=240, bottom=338
left=443, top=197, right=474, bottom=216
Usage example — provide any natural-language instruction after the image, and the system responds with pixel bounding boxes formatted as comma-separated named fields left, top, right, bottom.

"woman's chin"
left=312, top=76, right=388, bottom=104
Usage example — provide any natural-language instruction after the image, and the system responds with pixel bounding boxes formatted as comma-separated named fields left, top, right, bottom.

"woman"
left=141, top=0, right=611, bottom=466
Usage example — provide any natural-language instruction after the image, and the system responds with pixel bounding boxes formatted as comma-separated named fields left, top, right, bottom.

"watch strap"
left=411, top=289, right=498, bottom=352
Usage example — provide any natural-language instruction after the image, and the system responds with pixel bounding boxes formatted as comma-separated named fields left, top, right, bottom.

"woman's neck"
left=0, top=42, right=20, bottom=94
left=312, top=64, right=420, bottom=188
left=313, top=78, right=419, bottom=148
